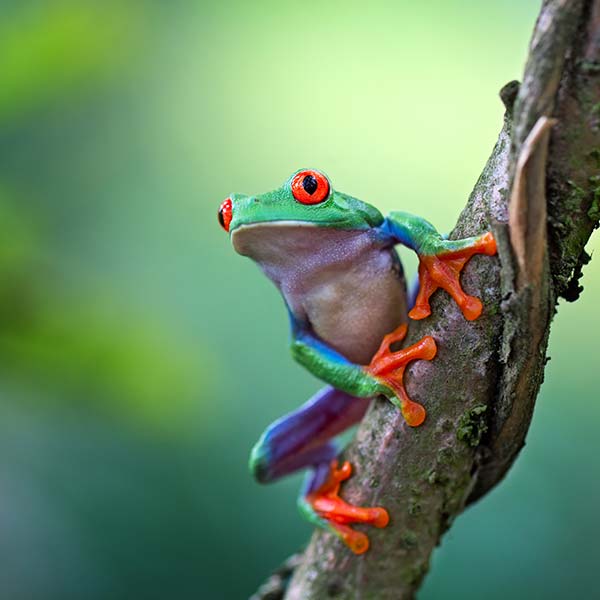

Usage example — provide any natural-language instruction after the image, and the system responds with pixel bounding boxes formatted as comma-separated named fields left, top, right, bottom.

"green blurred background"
left=1, top=1, right=598, bottom=598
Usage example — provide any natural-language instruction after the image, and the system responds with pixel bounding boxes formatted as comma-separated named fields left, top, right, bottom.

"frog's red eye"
left=291, top=170, right=330, bottom=205
left=218, top=197, right=233, bottom=232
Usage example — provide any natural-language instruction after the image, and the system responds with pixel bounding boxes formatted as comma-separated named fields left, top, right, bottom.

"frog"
left=218, top=168, right=496, bottom=554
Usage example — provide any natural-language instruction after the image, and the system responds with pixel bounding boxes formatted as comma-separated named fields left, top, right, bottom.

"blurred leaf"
left=0, top=190, right=214, bottom=432
left=0, top=1, right=147, bottom=122
left=0, top=184, right=40, bottom=269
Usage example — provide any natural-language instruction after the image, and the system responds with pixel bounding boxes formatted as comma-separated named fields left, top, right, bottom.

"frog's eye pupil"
left=302, top=175, right=318, bottom=195
left=291, top=170, right=330, bottom=205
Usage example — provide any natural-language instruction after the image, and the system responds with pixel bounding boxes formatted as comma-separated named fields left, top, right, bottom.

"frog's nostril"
left=218, top=197, right=233, bottom=232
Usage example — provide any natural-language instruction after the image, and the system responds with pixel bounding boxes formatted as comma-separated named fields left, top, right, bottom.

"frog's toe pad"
left=460, top=296, right=483, bottom=321
left=478, top=231, right=498, bottom=255
left=401, top=399, right=427, bottom=427
left=339, top=527, right=370, bottom=555
left=407, top=304, right=431, bottom=320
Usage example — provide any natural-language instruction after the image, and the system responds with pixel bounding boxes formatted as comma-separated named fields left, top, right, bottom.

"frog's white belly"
left=232, top=222, right=407, bottom=365
left=298, top=254, right=406, bottom=364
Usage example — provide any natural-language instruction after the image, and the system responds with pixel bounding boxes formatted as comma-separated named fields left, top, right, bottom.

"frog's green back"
left=225, top=169, right=384, bottom=233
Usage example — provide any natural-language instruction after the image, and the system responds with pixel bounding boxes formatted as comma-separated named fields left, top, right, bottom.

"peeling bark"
left=253, top=1, right=600, bottom=598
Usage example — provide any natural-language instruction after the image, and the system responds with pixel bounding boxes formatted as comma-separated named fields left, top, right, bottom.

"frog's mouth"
left=231, top=221, right=321, bottom=258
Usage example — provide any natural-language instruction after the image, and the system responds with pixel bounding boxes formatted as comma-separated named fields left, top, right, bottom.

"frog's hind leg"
left=249, top=386, right=369, bottom=483
left=249, top=386, right=389, bottom=554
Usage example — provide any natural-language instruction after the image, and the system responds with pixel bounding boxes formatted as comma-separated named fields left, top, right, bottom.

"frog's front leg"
left=291, top=319, right=436, bottom=427
left=249, top=386, right=388, bottom=554
left=381, top=212, right=497, bottom=321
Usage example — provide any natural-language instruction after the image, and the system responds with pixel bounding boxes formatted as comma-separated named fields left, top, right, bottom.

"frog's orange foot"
left=307, top=460, right=389, bottom=555
left=409, top=232, right=497, bottom=322
left=365, top=324, right=437, bottom=427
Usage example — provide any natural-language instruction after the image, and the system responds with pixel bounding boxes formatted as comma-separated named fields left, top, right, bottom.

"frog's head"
left=218, top=169, right=383, bottom=248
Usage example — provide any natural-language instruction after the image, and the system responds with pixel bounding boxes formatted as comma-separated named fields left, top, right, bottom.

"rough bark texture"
left=253, top=1, right=600, bottom=598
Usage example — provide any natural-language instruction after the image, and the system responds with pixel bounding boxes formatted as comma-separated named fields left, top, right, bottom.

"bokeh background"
left=1, top=1, right=598, bottom=598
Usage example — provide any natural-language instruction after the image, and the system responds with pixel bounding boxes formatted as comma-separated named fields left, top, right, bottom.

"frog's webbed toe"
left=364, top=324, right=437, bottom=427
left=301, top=460, right=389, bottom=555
left=410, top=231, right=497, bottom=321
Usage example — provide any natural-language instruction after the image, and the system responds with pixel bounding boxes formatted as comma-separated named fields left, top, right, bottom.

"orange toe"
left=372, top=507, right=390, bottom=528
left=334, top=525, right=370, bottom=554
left=408, top=305, right=432, bottom=320
left=401, top=397, right=427, bottom=427
left=460, top=296, right=483, bottom=321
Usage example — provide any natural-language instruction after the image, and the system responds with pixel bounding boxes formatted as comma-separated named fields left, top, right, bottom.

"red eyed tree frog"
left=218, top=169, right=496, bottom=554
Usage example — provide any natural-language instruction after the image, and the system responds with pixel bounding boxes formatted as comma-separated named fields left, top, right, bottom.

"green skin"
left=226, top=169, right=478, bottom=401
left=227, top=176, right=383, bottom=232
left=221, top=169, right=490, bottom=546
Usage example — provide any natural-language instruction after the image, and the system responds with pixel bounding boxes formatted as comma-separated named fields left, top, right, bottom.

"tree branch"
left=254, top=1, right=599, bottom=597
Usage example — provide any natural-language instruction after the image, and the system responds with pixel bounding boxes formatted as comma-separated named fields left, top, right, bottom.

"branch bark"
left=255, top=1, right=600, bottom=597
